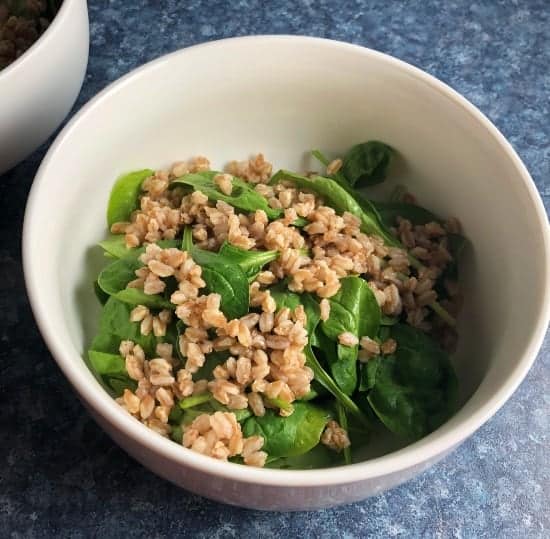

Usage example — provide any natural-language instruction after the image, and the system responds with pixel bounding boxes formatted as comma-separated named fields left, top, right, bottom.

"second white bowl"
left=0, top=0, right=89, bottom=174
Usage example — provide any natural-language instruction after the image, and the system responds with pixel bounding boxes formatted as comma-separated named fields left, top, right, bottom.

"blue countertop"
left=1, top=0, right=549, bottom=536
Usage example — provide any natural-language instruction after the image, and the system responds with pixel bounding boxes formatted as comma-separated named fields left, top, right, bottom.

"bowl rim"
left=0, top=0, right=72, bottom=80
left=23, top=35, right=550, bottom=488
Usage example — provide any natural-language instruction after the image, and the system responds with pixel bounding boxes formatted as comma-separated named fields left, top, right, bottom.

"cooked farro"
left=90, top=142, right=464, bottom=469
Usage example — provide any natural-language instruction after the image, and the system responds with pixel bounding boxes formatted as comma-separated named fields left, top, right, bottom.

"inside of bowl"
left=30, top=38, right=548, bottom=464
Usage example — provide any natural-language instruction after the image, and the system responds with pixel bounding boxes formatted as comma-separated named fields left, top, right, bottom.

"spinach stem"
left=305, top=348, right=371, bottom=428
left=337, top=402, right=352, bottom=465
left=265, top=396, right=294, bottom=414
left=179, top=392, right=211, bottom=409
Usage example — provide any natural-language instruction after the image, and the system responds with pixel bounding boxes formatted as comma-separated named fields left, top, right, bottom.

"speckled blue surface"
left=1, top=0, right=549, bottom=536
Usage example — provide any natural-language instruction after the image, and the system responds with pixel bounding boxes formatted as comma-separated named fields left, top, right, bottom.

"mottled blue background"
left=1, top=0, right=549, bottom=537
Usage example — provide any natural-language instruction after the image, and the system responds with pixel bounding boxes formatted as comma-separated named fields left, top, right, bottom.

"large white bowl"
left=0, top=0, right=89, bottom=174
left=23, top=36, right=550, bottom=510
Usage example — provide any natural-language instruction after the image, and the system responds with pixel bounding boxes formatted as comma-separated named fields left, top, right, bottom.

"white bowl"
left=23, top=36, right=550, bottom=510
left=0, top=0, right=89, bottom=174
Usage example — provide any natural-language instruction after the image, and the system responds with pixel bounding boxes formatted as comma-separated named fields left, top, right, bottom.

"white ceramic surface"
left=23, top=36, right=550, bottom=510
left=0, top=0, right=89, bottom=174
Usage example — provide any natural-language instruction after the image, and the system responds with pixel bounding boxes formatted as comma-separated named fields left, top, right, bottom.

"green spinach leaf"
left=341, top=141, right=393, bottom=188
left=87, top=350, right=135, bottom=396
left=320, top=276, right=381, bottom=395
left=242, top=402, right=330, bottom=458
left=366, top=324, right=458, bottom=440
left=99, top=235, right=133, bottom=259
left=190, top=248, right=249, bottom=319
left=170, top=171, right=282, bottom=220
left=266, top=444, right=339, bottom=469
left=90, top=296, right=158, bottom=357
left=218, top=242, right=279, bottom=280
left=107, top=169, right=153, bottom=227
left=299, top=294, right=372, bottom=428
left=88, top=350, right=126, bottom=376
left=270, top=170, right=400, bottom=248
left=93, top=280, right=109, bottom=305
left=97, top=255, right=172, bottom=309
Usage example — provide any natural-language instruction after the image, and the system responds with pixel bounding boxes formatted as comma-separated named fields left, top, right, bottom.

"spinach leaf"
left=107, top=169, right=154, bottom=227
left=88, top=350, right=126, bottom=376
left=341, top=141, right=393, bottom=188
left=90, top=296, right=158, bottom=357
left=97, top=255, right=172, bottom=309
left=242, top=402, right=330, bottom=458
left=98, top=254, right=141, bottom=295
left=182, top=226, right=193, bottom=251
left=170, top=171, right=282, bottom=220
left=270, top=282, right=302, bottom=311
left=381, top=314, right=399, bottom=326
left=321, top=276, right=381, bottom=340
left=177, top=231, right=250, bottom=319
left=93, top=280, right=109, bottom=305
left=114, top=288, right=172, bottom=309
left=99, top=235, right=133, bottom=259
left=268, top=289, right=370, bottom=426
left=320, top=276, right=381, bottom=395
left=218, top=242, right=279, bottom=280
left=366, top=324, right=458, bottom=440
left=194, top=351, right=230, bottom=380
left=270, top=170, right=400, bottom=248
left=106, top=376, right=137, bottom=396
left=87, top=350, right=135, bottom=396
left=358, top=357, right=381, bottom=392
left=190, top=248, right=249, bottom=319
left=266, top=444, right=338, bottom=469
left=300, top=294, right=372, bottom=428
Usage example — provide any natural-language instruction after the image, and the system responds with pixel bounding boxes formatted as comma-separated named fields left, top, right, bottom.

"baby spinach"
left=366, top=324, right=458, bottom=440
left=107, top=169, right=154, bottom=227
left=180, top=227, right=250, bottom=318
left=88, top=350, right=126, bottom=376
left=300, top=294, right=372, bottom=428
left=270, top=170, right=400, bottom=248
left=194, top=351, right=230, bottom=380
left=87, top=349, right=135, bottom=396
left=242, top=402, right=330, bottom=458
left=170, top=171, right=283, bottom=220
left=98, top=254, right=141, bottom=295
left=99, top=235, right=133, bottom=259
left=190, top=248, right=249, bottom=319
left=341, top=141, right=394, bottom=188
left=97, top=254, right=172, bottom=309
left=320, top=276, right=381, bottom=395
left=90, top=296, right=158, bottom=357
left=268, top=288, right=370, bottom=426
left=270, top=281, right=302, bottom=311
left=93, top=280, right=109, bottom=305
left=218, top=242, right=279, bottom=280
left=266, top=444, right=338, bottom=469
left=381, top=314, right=399, bottom=326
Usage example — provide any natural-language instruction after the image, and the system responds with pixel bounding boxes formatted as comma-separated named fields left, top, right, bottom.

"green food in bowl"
left=87, top=142, right=466, bottom=469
